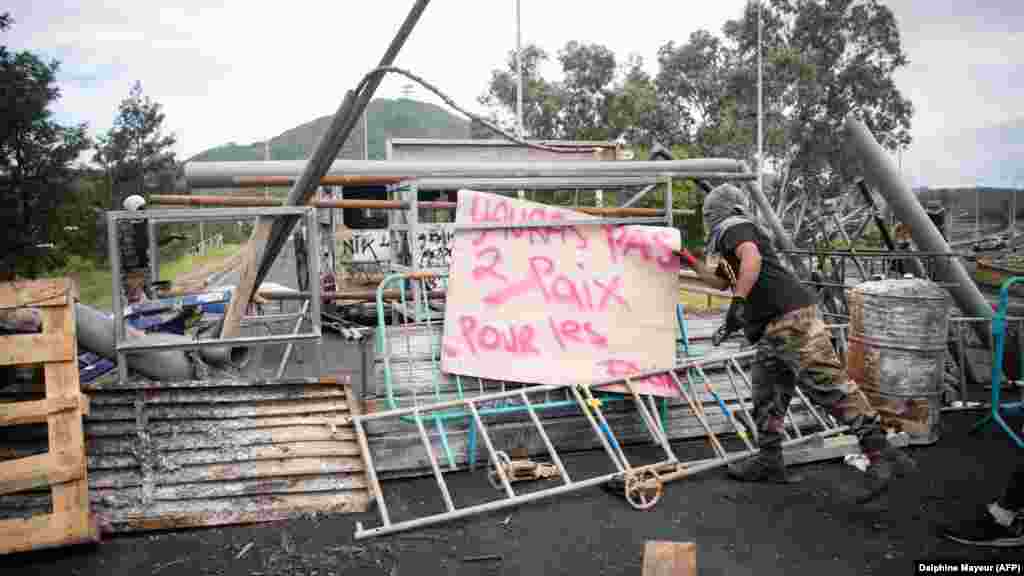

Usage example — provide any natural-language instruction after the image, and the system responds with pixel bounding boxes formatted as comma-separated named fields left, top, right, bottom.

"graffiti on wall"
left=339, top=224, right=456, bottom=269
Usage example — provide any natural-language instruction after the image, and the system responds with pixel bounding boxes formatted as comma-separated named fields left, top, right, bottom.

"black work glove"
left=712, top=296, right=748, bottom=347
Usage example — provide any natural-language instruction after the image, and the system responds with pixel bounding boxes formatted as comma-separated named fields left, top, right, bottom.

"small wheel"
left=488, top=451, right=512, bottom=490
left=624, top=469, right=663, bottom=511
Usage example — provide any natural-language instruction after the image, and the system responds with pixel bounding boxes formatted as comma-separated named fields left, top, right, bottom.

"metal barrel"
left=846, top=277, right=952, bottom=445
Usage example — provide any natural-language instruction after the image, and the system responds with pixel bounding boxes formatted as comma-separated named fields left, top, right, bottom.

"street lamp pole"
left=757, top=0, right=764, bottom=199
left=515, top=0, right=524, bottom=139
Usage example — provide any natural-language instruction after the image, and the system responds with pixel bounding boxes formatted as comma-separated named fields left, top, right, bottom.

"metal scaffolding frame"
left=106, top=207, right=325, bottom=383
left=353, top=342, right=848, bottom=539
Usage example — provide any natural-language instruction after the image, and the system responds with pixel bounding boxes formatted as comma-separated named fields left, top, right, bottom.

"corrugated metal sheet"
left=0, top=375, right=369, bottom=534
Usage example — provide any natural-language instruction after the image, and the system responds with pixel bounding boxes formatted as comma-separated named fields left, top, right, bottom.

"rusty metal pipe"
left=150, top=194, right=694, bottom=216
left=185, top=159, right=750, bottom=187
left=259, top=289, right=447, bottom=302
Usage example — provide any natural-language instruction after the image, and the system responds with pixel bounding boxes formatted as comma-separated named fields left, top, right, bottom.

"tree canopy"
left=0, top=12, right=92, bottom=275
left=94, top=80, right=177, bottom=207
left=480, top=0, right=913, bottom=205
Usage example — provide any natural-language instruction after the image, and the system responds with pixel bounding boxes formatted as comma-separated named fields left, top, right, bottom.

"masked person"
left=688, top=184, right=917, bottom=502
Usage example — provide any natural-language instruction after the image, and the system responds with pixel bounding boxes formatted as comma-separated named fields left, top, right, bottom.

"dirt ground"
left=2, top=411, right=1022, bottom=576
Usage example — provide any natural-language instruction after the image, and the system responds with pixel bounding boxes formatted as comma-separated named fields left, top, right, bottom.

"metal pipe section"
left=738, top=160, right=810, bottom=279
left=148, top=194, right=694, bottom=215
left=195, top=318, right=253, bottom=369
left=845, top=117, right=993, bottom=344
left=185, top=159, right=750, bottom=187
left=75, top=303, right=195, bottom=381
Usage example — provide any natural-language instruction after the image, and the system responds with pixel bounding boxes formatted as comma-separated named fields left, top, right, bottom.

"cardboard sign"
left=440, top=190, right=683, bottom=397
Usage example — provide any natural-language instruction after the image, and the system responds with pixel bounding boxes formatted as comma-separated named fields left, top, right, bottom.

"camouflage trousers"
left=751, top=305, right=884, bottom=450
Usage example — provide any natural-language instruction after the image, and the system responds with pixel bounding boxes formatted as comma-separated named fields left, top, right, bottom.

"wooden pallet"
left=0, top=278, right=99, bottom=554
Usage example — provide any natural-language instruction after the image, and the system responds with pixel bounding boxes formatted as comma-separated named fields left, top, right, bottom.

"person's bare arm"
left=733, top=241, right=762, bottom=298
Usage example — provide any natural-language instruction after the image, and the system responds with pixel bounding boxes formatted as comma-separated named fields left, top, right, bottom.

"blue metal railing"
left=973, top=277, right=1024, bottom=448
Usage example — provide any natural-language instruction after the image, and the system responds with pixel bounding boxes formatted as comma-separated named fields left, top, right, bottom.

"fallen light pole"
left=219, top=0, right=433, bottom=345
left=844, top=116, right=993, bottom=345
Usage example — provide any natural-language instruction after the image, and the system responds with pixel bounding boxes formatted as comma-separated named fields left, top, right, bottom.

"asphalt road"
left=2, top=411, right=1021, bottom=575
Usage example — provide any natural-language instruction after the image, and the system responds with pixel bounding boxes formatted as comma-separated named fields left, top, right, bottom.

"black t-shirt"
left=717, top=222, right=816, bottom=341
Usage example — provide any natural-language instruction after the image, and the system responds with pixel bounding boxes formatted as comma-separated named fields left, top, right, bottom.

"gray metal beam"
left=844, top=116, right=992, bottom=345
left=738, top=161, right=811, bottom=279
left=184, top=159, right=751, bottom=188
left=249, top=0, right=432, bottom=305
left=413, top=176, right=661, bottom=191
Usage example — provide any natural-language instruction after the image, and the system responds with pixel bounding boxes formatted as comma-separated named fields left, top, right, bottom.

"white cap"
left=123, top=195, right=146, bottom=211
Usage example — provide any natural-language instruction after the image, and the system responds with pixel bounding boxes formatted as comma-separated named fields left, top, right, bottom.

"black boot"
left=727, top=446, right=803, bottom=484
left=854, top=435, right=918, bottom=504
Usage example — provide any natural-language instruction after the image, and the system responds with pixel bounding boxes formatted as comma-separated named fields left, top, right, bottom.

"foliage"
left=158, top=243, right=241, bottom=283
left=96, top=80, right=177, bottom=206
left=0, top=12, right=93, bottom=277
left=480, top=0, right=913, bottom=208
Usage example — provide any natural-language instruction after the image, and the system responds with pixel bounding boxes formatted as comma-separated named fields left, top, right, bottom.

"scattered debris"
left=152, top=559, right=185, bottom=574
left=327, top=545, right=367, bottom=558
left=463, top=554, right=503, bottom=563
left=395, top=534, right=447, bottom=542
left=488, top=453, right=560, bottom=489
left=235, top=542, right=254, bottom=560
left=844, top=453, right=870, bottom=472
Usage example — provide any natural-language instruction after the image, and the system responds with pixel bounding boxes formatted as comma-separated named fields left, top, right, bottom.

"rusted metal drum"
left=847, top=277, right=952, bottom=445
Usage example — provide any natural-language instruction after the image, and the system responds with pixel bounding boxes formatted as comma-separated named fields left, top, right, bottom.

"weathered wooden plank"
left=164, top=457, right=364, bottom=484
left=0, top=453, right=84, bottom=496
left=0, top=512, right=99, bottom=555
left=0, top=278, right=70, bottom=308
left=96, top=491, right=370, bottom=533
left=89, top=442, right=360, bottom=470
left=0, top=333, right=76, bottom=365
left=91, top=475, right=367, bottom=503
left=46, top=308, right=93, bottom=539
left=42, top=302, right=97, bottom=548
left=0, top=395, right=88, bottom=426
left=83, top=415, right=353, bottom=437
left=87, top=426, right=357, bottom=457
left=86, top=385, right=345, bottom=406
left=88, top=398, right=350, bottom=421
left=0, top=493, right=50, bottom=521
left=359, top=383, right=818, bottom=436
left=84, top=375, right=347, bottom=392
left=90, top=457, right=364, bottom=488
left=643, top=541, right=697, bottom=576
left=365, top=407, right=771, bottom=475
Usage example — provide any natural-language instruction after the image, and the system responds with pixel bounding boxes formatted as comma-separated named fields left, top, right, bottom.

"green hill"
left=189, top=97, right=470, bottom=162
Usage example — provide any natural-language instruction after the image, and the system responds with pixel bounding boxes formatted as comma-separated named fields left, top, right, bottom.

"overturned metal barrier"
left=352, top=348, right=850, bottom=540
left=105, top=206, right=324, bottom=382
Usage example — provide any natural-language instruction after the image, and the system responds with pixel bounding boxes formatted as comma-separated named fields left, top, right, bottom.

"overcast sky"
left=5, top=0, right=1022, bottom=188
